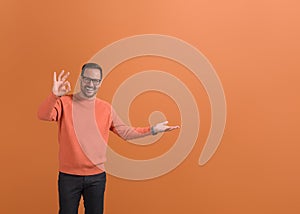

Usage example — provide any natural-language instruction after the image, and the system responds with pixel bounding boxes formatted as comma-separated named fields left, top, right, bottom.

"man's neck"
left=78, top=92, right=96, bottom=100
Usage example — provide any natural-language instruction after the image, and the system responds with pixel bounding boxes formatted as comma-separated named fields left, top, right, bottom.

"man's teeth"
left=85, top=87, right=94, bottom=91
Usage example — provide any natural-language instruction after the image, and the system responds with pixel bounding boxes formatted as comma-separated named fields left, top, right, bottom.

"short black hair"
left=81, top=63, right=103, bottom=80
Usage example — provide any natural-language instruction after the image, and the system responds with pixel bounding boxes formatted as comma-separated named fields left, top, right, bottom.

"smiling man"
left=80, top=63, right=102, bottom=99
left=37, top=63, right=179, bottom=214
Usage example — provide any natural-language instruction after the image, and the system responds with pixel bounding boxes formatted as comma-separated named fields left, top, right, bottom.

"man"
left=37, top=63, right=179, bottom=214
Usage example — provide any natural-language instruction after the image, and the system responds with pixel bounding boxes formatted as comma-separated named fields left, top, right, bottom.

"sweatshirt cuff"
left=151, top=126, right=157, bottom=135
left=50, top=92, right=61, bottom=98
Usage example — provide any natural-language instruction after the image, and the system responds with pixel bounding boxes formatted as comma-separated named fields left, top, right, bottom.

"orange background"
left=1, top=0, right=300, bottom=213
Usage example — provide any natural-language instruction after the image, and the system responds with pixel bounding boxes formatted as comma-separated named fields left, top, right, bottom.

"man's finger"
left=165, top=125, right=180, bottom=131
left=58, top=70, right=65, bottom=81
left=61, top=72, right=70, bottom=82
left=65, top=81, right=71, bottom=92
left=53, top=72, right=57, bottom=82
left=161, top=121, right=169, bottom=125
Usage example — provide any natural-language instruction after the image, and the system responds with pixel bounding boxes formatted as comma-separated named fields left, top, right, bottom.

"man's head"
left=79, top=63, right=103, bottom=99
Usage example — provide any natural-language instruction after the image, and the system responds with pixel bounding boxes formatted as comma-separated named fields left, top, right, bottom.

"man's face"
left=80, top=68, right=101, bottom=99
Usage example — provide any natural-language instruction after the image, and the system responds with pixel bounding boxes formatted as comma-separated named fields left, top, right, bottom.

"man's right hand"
left=52, top=70, right=71, bottom=97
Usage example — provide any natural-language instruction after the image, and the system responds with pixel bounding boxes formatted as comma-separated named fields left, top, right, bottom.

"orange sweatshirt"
left=37, top=93, right=151, bottom=175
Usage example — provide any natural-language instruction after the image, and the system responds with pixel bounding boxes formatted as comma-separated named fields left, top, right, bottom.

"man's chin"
left=82, top=91, right=96, bottom=98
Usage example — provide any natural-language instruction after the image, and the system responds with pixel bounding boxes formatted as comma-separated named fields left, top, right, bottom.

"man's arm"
left=37, top=93, right=61, bottom=121
left=110, top=108, right=179, bottom=140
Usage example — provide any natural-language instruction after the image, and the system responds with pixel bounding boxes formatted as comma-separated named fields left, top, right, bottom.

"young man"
left=37, top=63, right=179, bottom=214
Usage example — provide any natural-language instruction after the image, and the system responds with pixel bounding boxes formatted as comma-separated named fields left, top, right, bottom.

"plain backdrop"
left=1, top=0, right=299, bottom=213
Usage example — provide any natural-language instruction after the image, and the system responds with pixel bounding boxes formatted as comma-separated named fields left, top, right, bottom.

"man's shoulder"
left=95, top=98, right=113, bottom=116
left=95, top=97, right=111, bottom=108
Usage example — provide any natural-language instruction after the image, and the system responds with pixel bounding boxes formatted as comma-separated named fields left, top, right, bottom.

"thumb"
left=161, top=121, right=168, bottom=126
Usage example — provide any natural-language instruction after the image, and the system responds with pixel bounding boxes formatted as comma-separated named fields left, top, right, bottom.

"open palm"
left=152, top=121, right=180, bottom=134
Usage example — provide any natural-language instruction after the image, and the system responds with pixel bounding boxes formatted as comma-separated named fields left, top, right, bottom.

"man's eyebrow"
left=82, top=76, right=101, bottom=80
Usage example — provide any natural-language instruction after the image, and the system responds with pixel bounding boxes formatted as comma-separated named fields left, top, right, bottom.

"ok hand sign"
left=52, top=70, right=71, bottom=97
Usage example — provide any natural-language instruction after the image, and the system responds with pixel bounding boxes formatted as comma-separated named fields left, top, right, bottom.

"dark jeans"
left=58, top=171, right=106, bottom=214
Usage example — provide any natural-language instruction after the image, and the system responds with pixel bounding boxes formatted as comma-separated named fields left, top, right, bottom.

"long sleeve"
left=37, top=92, right=62, bottom=121
left=109, top=108, right=151, bottom=140
left=37, top=94, right=152, bottom=175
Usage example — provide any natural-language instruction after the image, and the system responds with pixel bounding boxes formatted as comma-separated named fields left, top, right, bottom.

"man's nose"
left=88, top=80, right=94, bottom=87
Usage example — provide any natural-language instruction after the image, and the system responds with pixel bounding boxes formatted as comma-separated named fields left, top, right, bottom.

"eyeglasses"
left=81, top=75, right=101, bottom=85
